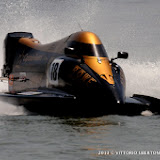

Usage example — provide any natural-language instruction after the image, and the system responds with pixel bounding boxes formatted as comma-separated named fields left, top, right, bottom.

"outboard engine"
left=2, top=32, right=33, bottom=77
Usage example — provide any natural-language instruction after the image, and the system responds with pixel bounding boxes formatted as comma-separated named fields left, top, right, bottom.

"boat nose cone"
left=117, top=100, right=120, bottom=104
left=114, top=93, right=125, bottom=104
left=103, top=83, right=125, bottom=104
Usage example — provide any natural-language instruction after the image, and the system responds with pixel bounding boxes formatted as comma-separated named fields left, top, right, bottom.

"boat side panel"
left=10, top=47, right=65, bottom=92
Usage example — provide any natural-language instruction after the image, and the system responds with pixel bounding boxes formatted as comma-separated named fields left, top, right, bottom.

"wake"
left=0, top=101, right=27, bottom=116
left=0, top=82, right=27, bottom=116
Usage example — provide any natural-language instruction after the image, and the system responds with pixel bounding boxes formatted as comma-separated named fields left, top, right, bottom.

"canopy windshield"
left=66, top=41, right=108, bottom=58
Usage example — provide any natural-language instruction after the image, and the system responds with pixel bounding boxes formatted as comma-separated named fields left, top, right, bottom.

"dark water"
left=0, top=0, right=160, bottom=159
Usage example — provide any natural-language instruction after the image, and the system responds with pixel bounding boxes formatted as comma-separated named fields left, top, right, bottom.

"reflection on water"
left=59, top=116, right=124, bottom=159
left=62, top=116, right=122, bottom=127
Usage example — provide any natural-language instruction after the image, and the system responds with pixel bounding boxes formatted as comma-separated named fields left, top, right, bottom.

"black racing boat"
left=0, top=31, right=159, bottom=116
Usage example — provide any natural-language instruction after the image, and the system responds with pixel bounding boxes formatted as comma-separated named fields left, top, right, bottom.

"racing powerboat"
left=0, top=31, right=159, bottom=116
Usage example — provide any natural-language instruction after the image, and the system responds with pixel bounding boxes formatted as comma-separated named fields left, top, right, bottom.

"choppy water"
left=0, top=115, right=160, bottom=160
left=0, top=0, right=160, bottom=159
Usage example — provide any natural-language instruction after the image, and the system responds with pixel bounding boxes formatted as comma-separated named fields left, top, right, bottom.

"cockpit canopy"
left=65, top=41, right=108, bottom=58
left=65, top=31, right=108, bottom=58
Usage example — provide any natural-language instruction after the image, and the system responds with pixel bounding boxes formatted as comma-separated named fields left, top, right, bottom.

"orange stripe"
left=19, top=38, right=41, bottom=48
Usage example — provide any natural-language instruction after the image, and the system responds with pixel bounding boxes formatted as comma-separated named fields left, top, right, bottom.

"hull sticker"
left=49, top=59, right=64, bottom=86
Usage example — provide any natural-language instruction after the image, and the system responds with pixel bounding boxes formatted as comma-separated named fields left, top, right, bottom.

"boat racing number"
left=49, top=59, right=64, bottom=86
